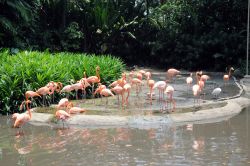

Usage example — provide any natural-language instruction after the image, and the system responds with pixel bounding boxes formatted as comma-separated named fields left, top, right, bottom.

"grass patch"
left=0, top=49, right=125, bottom=114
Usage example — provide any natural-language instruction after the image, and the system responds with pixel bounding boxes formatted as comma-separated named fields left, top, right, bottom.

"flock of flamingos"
left=12, top=66, right=235, bottom=128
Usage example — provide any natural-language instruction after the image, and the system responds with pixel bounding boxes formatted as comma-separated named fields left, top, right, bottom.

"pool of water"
left=1, top=107, right=249, bottom=165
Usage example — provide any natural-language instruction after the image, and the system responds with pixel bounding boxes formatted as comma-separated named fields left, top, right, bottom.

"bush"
left=0, top=49, right=125, bottom=114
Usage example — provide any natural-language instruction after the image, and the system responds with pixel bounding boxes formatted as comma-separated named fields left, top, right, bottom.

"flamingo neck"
left=96, top=69, right=100, bottom=82
left=228, top=69, right=233, bottom=77
left=26, top=102, right=32, bottom=118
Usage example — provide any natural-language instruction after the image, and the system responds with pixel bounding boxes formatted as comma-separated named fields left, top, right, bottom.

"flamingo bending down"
left=100, top=88, right=114, bottom=106
left=66, top=102, right=86, bottom=114
left=201, top=75, right=210, bottom=82
left=164, top=85, right=176, bottom=111
left=111, top=85, right=124, bottom=105
left=57, top=98, right=70, bottom=110
left=131, top=78, right=143, bottom=96
left=12, top=100, right=32, bottom=128
left=153, top=81, right=167, bottom=101
left=61, top=85, right=74, bottom=98
left=167, top=68, right=180, bottom=82
left=55, top=109, right=71, bottom=128
left=94, top=83, right=106, bottom=98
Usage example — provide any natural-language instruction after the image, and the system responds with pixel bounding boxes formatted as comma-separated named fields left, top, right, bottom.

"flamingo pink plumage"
left=111, top=85, right=124, bottom=105
left=12, top=100, right=32, bottom=128
left=57, top=98, right=70, bottom=110
left=153, top=81, right=167, bottom=101
left=25, top=91, right=41, bottom=101
left=165, top=85, right=176, bottom=111
left=66, top=102, right=86, bottom=114
left=223, top=67, right=234, bottom=84
left=167, top=68, right=180, bottom=82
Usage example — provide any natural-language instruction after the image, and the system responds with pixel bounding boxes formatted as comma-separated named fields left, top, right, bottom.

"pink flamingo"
left=192, top=84, right=201, bottom=107
left=123, top=83, right=131, bottom=106
left=201, top=74, right=210, bottom=82
left=46, top=81, right=63, bottom=103
left=144, top=71, right=151, bottom=81
left=25, top=91, right=41, bottom=101
left=66, top=102, right=86, bottom=114
left=165, top=85, right=176, bottom=111
left=111, top=85, right=124, bottom=105
left=80, top=72, right=91, bottom=99
left=223, top=67, right=234, bottom=85
left=153, top=81, right=167, bottom=101
left=131, top=78, right=143, bottom=96
left=186, top=73, right=193, bottom=93
left=55, top=109, right=71, bottom=128
left=56, top=98, right=70, bottom=110
left=60, top=85, right=73, bottom=98
left=70, top=82, right=84, bottom=99
left=36, top=86, right=53, bottom=106
left=167, top=68, right=180, bottom=82
left=100, top=88, right=114, bottom=106
left=87, top=66, right=101, bottom=98
left=147, top=79, right=155, bottom=104
left=12, top=100, right=32, bottom=128
left=94, top=83, right=106, bottom=99
left=137, top=72, right=143, bottom=81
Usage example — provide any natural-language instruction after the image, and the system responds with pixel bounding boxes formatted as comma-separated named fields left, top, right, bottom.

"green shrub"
left=0, top=49, right=125, bottom=114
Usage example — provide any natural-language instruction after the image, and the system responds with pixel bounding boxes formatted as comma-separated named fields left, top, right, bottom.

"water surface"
left=1, top=108, right=249, bottom=165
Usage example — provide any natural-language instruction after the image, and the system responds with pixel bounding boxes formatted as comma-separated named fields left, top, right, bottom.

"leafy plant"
left=0, top=49, right=125, bottom=114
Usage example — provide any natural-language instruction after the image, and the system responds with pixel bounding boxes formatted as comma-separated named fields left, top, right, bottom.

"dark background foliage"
left=0, top=0, right=248, bottom=71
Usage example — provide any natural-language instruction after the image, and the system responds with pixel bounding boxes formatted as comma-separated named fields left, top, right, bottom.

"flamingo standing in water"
left=147, top=79, right=155, bottom=105
left=123, top=83, right=131, bottom=106
left=223, top=67, right=234, bottom=85
left=192, top=84, right=201, bottom=107
left=100, top=88, right=114, bottom=106
left=186, top=73, right=193, bottom=93
left=55, top=109, right=71, bottom=129
left=111, top=85, right=124, bottom=105
left=153, top=81, right=167, bottom=101
left=167, top=68, right=180, bottom=82
left=165, top=85, right=176, bottom=112
left=131, top=78, right=143, bottom=96
left=12, top=100, right=32, bottom=128
left=87, top=66, right=101, bottom=98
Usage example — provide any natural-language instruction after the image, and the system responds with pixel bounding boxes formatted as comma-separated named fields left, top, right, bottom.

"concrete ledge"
left=29, top=77, right=250, bottom=128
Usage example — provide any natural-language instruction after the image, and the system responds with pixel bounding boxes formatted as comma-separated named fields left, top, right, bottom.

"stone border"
left=29, top=77, right=250, bottom=128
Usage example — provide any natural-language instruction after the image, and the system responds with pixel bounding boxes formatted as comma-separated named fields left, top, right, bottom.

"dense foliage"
left=0, top=49, right=125, bottom=114
left=0, top=0, right=248, bottom=71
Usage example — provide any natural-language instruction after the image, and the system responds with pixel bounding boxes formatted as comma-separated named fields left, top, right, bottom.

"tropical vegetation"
left=0, top=0, right=247, bottom=71
left=0, top=49, right=125, bottom=114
